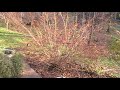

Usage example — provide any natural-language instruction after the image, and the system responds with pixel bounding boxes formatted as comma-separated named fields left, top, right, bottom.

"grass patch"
left=0, top=27, right=29, bottom=49
left=96, top=57, right=120, bottom=76
left=103, top=33, right=120, bottom=77
left=108, top=36, right=120, bottom=63
left=0, top=27, right=23, bottom=35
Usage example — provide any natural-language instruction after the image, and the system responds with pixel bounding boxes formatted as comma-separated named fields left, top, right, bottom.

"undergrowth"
left=0, top=52, right=23, bottom=78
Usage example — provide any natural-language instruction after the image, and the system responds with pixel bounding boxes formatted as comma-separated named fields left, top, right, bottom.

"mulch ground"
left=25, top=55, right=112, bottom=78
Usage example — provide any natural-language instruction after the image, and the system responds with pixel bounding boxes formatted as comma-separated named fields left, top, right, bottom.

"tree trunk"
left=88, top=26, right=92, bottom=45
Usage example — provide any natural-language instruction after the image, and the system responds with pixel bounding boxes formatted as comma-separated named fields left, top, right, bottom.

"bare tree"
left=0, top=12, right=112, bottom=50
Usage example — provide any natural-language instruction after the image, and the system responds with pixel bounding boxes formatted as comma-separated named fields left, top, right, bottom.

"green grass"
left=0, top=27, right=29, bottom=50
left=0, top=27, right=23, bottom=35
left=107, top=36, right=120, bottom=77
left=108, top=35, right=120, bottom=63
left=96, top=57, right=120, bottom=76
